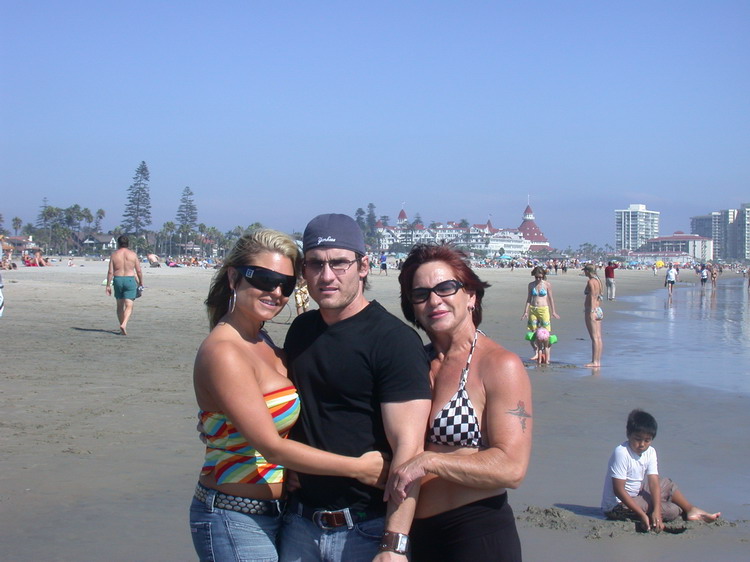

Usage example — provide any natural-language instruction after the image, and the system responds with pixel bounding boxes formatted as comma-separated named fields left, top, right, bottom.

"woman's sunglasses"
left=409, top=279, right=464, bottom=304
left=235, top=265, right=297, bottom=297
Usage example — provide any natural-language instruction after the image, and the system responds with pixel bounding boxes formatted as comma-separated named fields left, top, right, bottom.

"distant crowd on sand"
left=2, top=248, right=49, bottom=269
left=145, top=253, right=222, bottom=269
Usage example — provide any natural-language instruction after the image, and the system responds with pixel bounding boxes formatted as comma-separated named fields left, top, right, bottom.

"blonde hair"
left=205, top=229, right=301, bottom=329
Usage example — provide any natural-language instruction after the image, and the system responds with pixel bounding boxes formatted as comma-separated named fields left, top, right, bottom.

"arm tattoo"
left=508, top=401, right=532, bottom=432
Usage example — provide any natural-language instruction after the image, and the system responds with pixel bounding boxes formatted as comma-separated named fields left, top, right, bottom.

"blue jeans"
left=189, top=492, right=283, bottom=562
left=278, top=511, right=384, bottom=562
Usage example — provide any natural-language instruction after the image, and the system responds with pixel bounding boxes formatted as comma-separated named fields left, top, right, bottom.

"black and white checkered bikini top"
left=427, top=330, right=484, bottom=448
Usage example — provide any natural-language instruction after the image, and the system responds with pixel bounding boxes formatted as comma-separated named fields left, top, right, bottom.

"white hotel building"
left=615, top=204, right=660, bottom=251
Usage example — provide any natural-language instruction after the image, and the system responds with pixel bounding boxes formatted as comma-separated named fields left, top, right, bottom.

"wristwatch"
left=379, top=531, right=410, bottom=555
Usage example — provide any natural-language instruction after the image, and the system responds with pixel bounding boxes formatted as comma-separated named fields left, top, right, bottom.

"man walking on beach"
left=605, top=261, right=618, bottom=301
left=281, top=213, right=431, bottom=561
left=106, top=235, right=143, bottom=335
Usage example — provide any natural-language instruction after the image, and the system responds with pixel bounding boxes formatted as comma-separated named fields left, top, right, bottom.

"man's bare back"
left=108, top=248, right=142, bottom=279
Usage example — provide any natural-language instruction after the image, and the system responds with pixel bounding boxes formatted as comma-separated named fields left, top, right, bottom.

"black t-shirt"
left=284, top=300, right=431, bottom=512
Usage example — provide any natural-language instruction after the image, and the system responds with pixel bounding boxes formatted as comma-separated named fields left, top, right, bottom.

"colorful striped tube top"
left=199, top=386, right=300, bottom=484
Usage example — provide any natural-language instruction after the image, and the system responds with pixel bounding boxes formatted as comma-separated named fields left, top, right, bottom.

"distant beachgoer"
left=583, top=264, right=603, bottom=367
left=698, top=265, right=709, bottom=288
left=0, top=271, right=5, bottom=317
left=379, top=251, right=388, bottom=275
left=601, top=409, right=720, bottom=531
left=664, top=264, right=678, bottom=295
left=604, top=261, right=618, bottom=301
left=33, top=250, right=50, bottom=266
left=710, top=265, right=718, bottom=289
left=521, top=266, right=560, bottom=363
left=293, top=278, right=309, bottom=315
left=106, top=235, right=143, bottom=335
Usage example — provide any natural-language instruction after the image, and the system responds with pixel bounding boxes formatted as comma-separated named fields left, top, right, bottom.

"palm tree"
left=12, top=217, right=22, bottom=235
left=81, top=208, right=94, bottom=234
left=162, top=221, right=176, bottom=257
left=95, top=209, right=106, bottom=232
left=197, top=223, right=207, bottom=256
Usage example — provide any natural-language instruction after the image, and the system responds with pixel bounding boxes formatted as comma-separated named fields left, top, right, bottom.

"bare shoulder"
left=195, top=333, right=252, bottom=378
left=476, top=336, right=527, bottom=383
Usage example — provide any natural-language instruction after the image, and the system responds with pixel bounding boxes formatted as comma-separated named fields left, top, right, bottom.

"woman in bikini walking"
left=521, top=265, right=560, bottom=363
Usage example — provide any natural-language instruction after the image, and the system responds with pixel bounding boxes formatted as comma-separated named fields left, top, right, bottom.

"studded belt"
left=194, top=483, right=283, bottom=516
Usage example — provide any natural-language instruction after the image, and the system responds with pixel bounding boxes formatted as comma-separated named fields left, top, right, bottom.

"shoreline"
left=0, top=262, right=747, bottom=561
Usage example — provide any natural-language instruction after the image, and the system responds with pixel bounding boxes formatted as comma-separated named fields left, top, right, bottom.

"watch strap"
left=379, top=531, right=409, bottom=555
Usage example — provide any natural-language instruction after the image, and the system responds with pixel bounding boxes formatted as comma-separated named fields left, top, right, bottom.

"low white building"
left=640, top=232, right=713, bottom=263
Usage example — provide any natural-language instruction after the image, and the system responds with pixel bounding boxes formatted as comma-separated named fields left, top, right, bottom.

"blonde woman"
left=583, top=264, right=603, bottom=367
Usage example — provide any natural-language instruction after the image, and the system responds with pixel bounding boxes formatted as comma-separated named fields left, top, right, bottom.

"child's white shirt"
left=601, top=441, right=659, bottom=512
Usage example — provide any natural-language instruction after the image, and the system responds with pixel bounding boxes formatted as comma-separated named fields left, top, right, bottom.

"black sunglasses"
left=235, top=266, right=297, bottom=297
left=409, top=279, right=464, bottom=304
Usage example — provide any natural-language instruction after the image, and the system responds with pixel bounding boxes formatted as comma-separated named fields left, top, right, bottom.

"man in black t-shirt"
left=280, top=214, right=431, bottom=562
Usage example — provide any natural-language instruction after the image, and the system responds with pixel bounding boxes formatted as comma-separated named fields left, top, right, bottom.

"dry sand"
left=1, top=260, right=747, bottom=561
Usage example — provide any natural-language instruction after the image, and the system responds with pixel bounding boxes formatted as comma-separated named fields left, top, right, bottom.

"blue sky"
left=2, top=1, right=748, bottom=250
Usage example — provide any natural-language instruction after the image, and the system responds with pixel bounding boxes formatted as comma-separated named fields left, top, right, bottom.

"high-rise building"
left=712, top=209, right=736, bottom=260
left=689, top=214, right=713, bottom=239
left=733, top=203, right=750, bottom=261
left=691, top=203, right=750, bottom=261
left=615, top=204, right=660, bottom=251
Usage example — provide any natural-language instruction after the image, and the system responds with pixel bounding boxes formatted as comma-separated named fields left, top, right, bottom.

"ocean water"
left=603, top=276, right=750, bottom=396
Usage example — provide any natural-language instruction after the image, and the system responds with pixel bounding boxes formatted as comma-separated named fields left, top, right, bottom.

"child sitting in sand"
left=601, top=409, right=720, bottom=532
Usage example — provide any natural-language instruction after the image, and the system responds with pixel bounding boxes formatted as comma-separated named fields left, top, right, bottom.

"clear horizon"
left=2, top=2, right=748, bottom=249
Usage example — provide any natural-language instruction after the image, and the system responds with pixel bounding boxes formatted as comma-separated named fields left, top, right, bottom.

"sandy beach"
left=1, top=260, right=747, bottom=561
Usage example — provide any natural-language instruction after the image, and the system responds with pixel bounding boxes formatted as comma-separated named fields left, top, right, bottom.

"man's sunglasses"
left=409, top=279, right=464, bottom=304
left=235, top=266, right=297, bottom=297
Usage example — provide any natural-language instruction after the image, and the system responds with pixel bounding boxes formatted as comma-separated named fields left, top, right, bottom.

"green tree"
left=12, top=216, right=22, bottom=235
left=366, top=203, right=377, bottom=236
left=122, top=161, right=152, bottom=241
left=379, top=215, right=390, bottom=227
left=94, top=208, right=106, bottom=232
left=355, top=208, right=366, bottom=233
left=64, top=204, right=83, bottom=234
left=81, top=208, right=94, bottom=234
left=176, top=186, right=198, bottom=234
left=412, top=213, right=423, bottom=227
left=226, top=226, right=244, bottom=247
left=162, top=221, right=176, bottom=257
left=204, top=226, right=224, bottom=258
left=36, top=199, right=62, bottom=251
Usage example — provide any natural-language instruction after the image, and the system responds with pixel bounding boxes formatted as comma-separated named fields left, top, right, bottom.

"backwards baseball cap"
left=302, top=213, right=366, bottom=255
